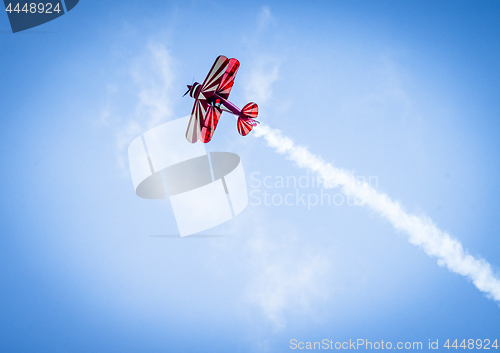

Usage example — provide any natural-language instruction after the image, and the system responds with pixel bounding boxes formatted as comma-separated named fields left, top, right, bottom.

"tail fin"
left=237, top=117, right=258, bottom=136
left=241, top=102, right=258, bottom=118
left=238, top=102, right=259, bottom=136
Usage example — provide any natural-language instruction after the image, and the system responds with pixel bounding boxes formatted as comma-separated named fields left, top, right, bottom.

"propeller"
left=183, top=77, right=195, bottom=97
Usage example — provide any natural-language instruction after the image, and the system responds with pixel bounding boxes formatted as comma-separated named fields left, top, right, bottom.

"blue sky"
left=1, top=1, right=500, bottom=351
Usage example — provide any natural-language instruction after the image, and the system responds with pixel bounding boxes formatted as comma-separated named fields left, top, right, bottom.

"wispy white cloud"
left=240, top=218, right=330, bottom=328
left=257, top=6, right=274, bottom=33
left=241, top=9, right=500, bottom=307
left=131, top=42, right=176, bottom=129
left=253, top=124, right=500, bottom=304
left=104, top=42, right=176, bottom=170
left=237, top=8, right=331, bottom=328
left=340, top=57, right=413, bottom=121
left=243, top=56, right=280, bottom=105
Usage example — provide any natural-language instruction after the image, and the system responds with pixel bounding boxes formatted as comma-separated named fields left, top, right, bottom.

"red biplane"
left=184, top=55, right=259, bottom=143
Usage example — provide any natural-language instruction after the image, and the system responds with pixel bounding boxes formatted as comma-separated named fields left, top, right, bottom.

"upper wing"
left=199, top=55, right=229, bottom=99
left=216, top=58, right=240, bottom=100
left=199, top=104, right=222, bottom=143
left=185, top=99, right=206, bottom=143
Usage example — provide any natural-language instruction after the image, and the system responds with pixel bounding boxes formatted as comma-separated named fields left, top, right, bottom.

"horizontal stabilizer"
left=237, top=117, right=258, bottom=136
left=241, top=102, right=258, bottom=119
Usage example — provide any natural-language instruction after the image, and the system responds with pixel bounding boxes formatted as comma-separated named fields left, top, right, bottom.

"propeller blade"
left=183, top=88, right=190, bottom=97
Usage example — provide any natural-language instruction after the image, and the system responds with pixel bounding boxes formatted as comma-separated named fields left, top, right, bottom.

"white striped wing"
left=186, top=56, right=229, bottom=143
left=200, top=55, right=229, bottom=98
left=185, top=99, right=207, bottom=143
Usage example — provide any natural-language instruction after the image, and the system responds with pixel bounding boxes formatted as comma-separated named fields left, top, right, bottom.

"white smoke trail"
left=254, top=124, right=500, bottom=304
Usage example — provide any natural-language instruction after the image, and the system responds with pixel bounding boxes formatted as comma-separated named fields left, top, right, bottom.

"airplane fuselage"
left=187, top=83, right=242, bottom=117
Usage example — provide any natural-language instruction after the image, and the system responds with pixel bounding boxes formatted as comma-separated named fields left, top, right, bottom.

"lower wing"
left=185, top=99, right=205, bottom=143
left=199, top=103, right=222, bottom=143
